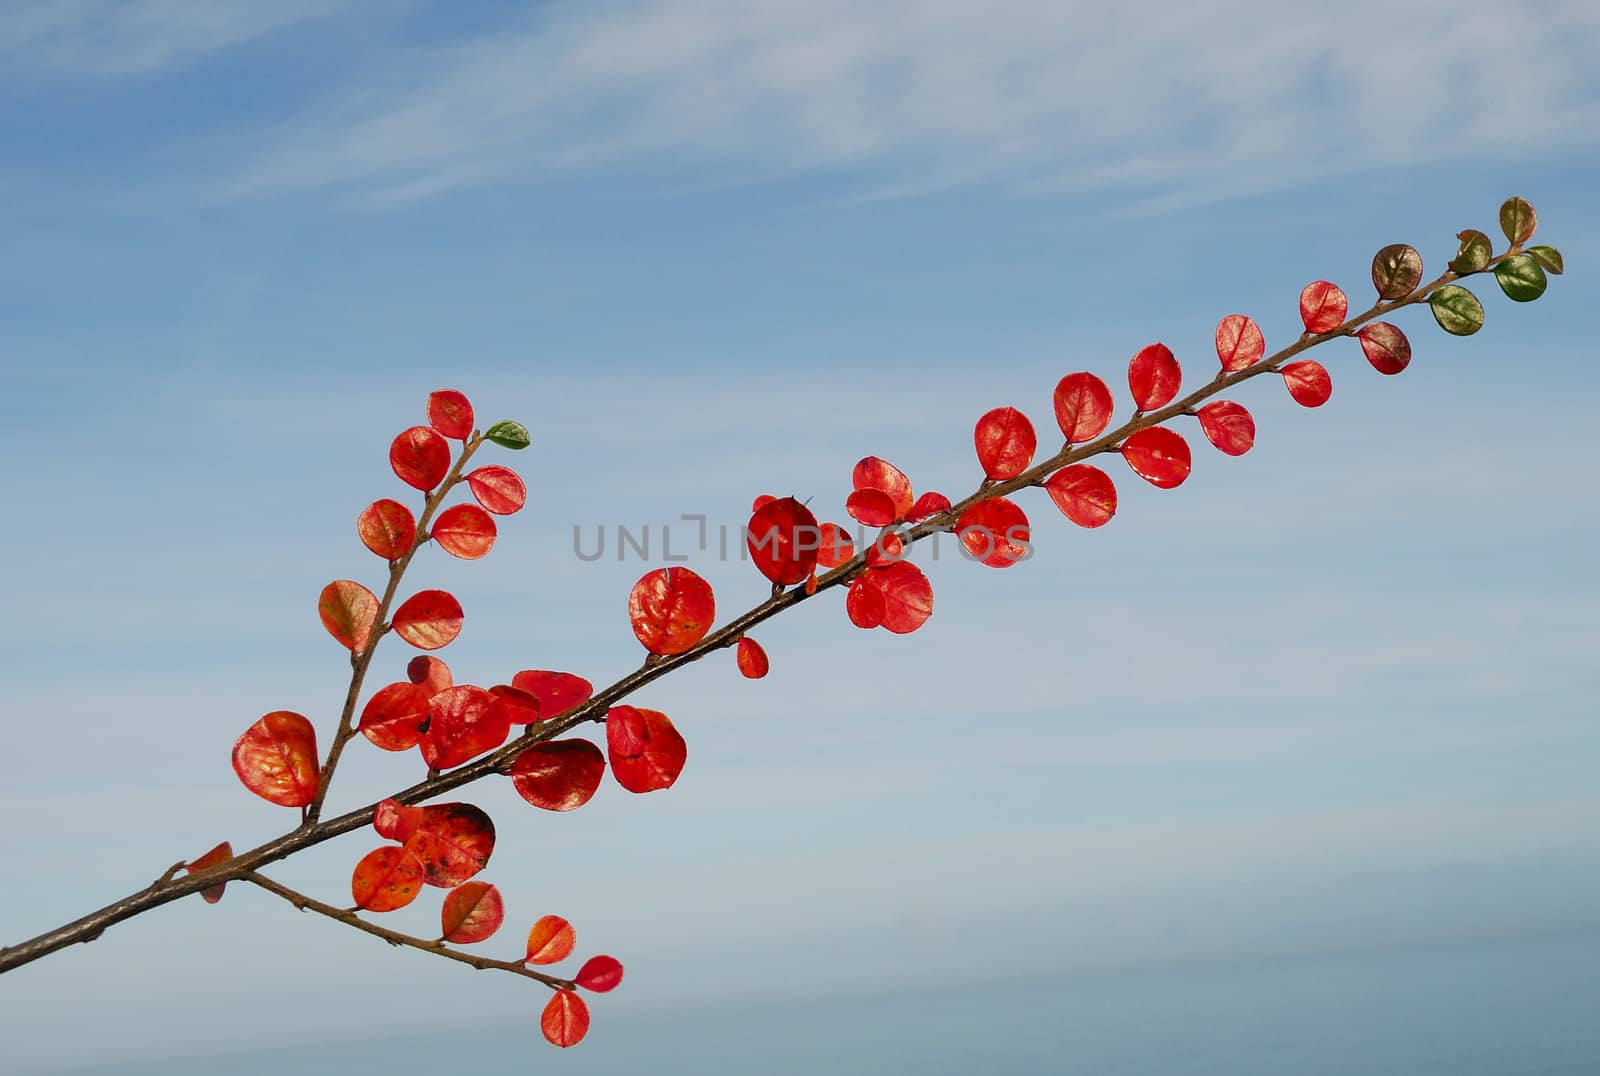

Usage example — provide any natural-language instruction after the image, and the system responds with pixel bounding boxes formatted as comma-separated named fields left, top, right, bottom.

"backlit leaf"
left=1214, top=314, right=1265, bottom=372
left=525, top=915, right=576, bottom=965
left=488, top=684, right=542, bottom=724
left=509, top=740, right=606, bottom=812
left=1450, top=230, right=1493, bottom=274
left=392, top=589, right=464, bottom=650
left=956, top=497, right=1030, bottom=568
left=1044, top=465, right=1116, bottom=528
left=390, top=426, right=452, bottom=492
left=628, top=567, right=715, bottom=655
left=407, top=655, right=453, bottom=698
left=865, top=561, right=934, bottom=634
left=318, top=580, right=379, bottom=653
left=606, top=706, right=687, bottom=793
left=736, top=637, right=769, bottom=679
left=1429, top=285, right=1484, bottom=336
left=1357, top=322, right=1412, bottom=375
left=907, top=492, right=952, bottom=523
left=575, top=955, right=624, bottom=993
left=1526, top=245, right=1564, bottom=275
left=845, top=488, right=899, bottom=527
left=1299, top=280, right=1348, bottom=334
left=1371, top=244, right=1423, bottom=299
left=1121, top=427, right=1192, bottom=489
left=511, top=670, right=594, bottom=719
left=541, top=990, right=590, bottom=1048
left=1127, top=343, right=1181, bottom=411
left=816, top=522, right=856, bottom=568
left=1197, top=401, right=1256, bottom=456
left=405, top=802, right=496, bottom=887
left=846, top=576, right=886, bottom=628
left=466, top=465, right=527, bottom=515
left=351, top=846, right=424, bottom=912
left=1499, top=196, right=1536, bottom=245
left=427, top=389, right=475, bottom=441
left=431, top=503, right=498, bottom=560
left=1281, top=360, right=1333, bottom=407
left=440, top=881, right=504, bottom=944
left=359, top=681, right=431, bottom=751
left=1053, top=372, right=1114, bottom=443
left=1494, top=254, right=1547, bottom=302
left=484, top=420, right=531, bottom=450
left=747, top=496, right=821, bottom=586
left=232, top=711, right=319, bottom=808
left=852, top=457, right=914, bottom=521
left=184, top=841, right=233, bottom=904
left=421, top=685, right=512, bottom=771
left=373, top=798, right=424, bottom=842
left=357, top=499, right=417, bottom=560
left=973, top=407, right=1037, bottom=480
left=866, top=532, right=905, bottom=569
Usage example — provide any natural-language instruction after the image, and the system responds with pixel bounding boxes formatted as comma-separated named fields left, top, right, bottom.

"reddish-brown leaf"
left=541, top=989, right=590, bottom=1048
left=405, top=802, right=496, bottom=887
left=466, top=464, right=527, bottom=515
left=1044, top=465, right=1117, bottom=529
left=1197, top=401, right=1256, bottom=456
left=352, top=846, right=425, bottom=912
left=488, top=684, right=542, bottom=724
left=628, top=567, right=715, bottom=656
left=407, top=655, right=453, bottom=698
left=974, top=407, right=1037, bottom=480
left=440, top=881, right=504, bottom=944
left=1215, top=314, right=1265, bottom=372
left=318, top=580, right=379, bottom=653
left=392, top=589, right=464, bottom=650
left=359, top=681, right=432, bottom=751
left=525, top=915, right=577, bottom=965
left=736, top=637, right=769, bottom=679
left=1358, top=322, right=1412, bottom=375
left=956, top=497, right=1031, bottom=569
left=852, top=457, right=914, bottom=521
left=184, top=841, right=233, bottom=904
left=1127, top=343, right=1182, bottom=411
left=747, top=496, right=821, bottom=586
left=846, top=576, right=886, bottom=629
left=511, top=670, right=594, bottom=719
left=509, top=740, right=606, bottom=812
left=1281, top=360, right=1333, bottom=407
left=431, top=503, right=497, bottom=560
left=232, top=711, right=320, bottom=808
left=427, top=389, right=475, bottom=440
left=907, top=492, right=952, bottom=523
left=845, top=488, right=899, bottom=527
left=358, top=499, right=417, bottom=560
left=606, top=706, right=687, bottom=793
left=865, top=561, right=934, bottom=634
left=816, top=522, right=856, bottom=568
left=373, top=798, right=425, bottom=842
left=1121, top=427, right=1192, bottom=489
left=575, top=955, right=624, bottom=993
left=1053, top=372, right=1114, bottom=443
left=390, top=426, right=452, bottom=491
left=421, top=685, right=512, bottom=771
left=1298, top=281, right=1349, bottom=335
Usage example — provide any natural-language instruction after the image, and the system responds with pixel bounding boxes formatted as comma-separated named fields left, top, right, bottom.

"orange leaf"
left=358, top=682, right=431, bottom=751
left=627, top=567, right=715, bottom=656
left=440, top=881, right=504, bottom=944
left=392, top=589, right=464, bottom=650
left=405, top=802, right=496, bottom=887
left=525, top=914, right=576, bottom=965
left=351, top=846, right=425, bottom=912
left=318, top=580, right=379, bottom=653
left=606, top=706, right=687, bottom=793
left=231, top=711, right=319, bottom=808
left=373, top=798, right=425, bottom=842
left=407, top=655, right=453, bottom=697
left=184, top=841, right=233, bottom=905
left=509, top=740, right=606, bottom=812
left=541, top=989, right=590, bottom=1048
left=357, top=499, right=417, bottom=560
left=736, top=637, right=769, bottom=679
left=420, top=686, right=512, bottom=771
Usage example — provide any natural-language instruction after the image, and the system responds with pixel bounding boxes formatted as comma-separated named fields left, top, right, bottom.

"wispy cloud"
left=239, top=0, right=1600, bottom=205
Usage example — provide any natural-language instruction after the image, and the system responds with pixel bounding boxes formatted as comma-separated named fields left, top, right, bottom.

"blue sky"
left=1, top=2, right=1597, bottom=1071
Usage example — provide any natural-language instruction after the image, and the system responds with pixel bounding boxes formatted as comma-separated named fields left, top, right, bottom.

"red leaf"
left=852, top=457, right=914, bottom=521
left=1044, top=465, right=1117, bottom=529
left=1053, top=372, right=1114, bottom=443
left=606, top=706, right=687, bottom=793
left=974, top=407, right=1037, bottom=480
left=1358, top=321, right=1412, bottom=375
left=628, top=567, right=715, bottom=656
left=866, top=531, right=905, bottom=568
left=751, top=494, right=776, bottom=512
left=373, top=798, right=424, bottom=841
left=405, top=802, right=496, bottom=887
left=956, top=497, right=1031, bottom=569
left=845, top=488, right=899, bottom=527
left=1127, top=343, right=1182, bottom=411
left=816, top=522, right=856, bottom=568
left=466, top=464, right=527, bottom=516
left=865, top=561, right=934, bottom=634
left=525, top=914, right=576, bottom=965
left=427, top=389, right=475, bottom=440
left=736, top=637, right=769, bottom=679
left=1298, top=280, right=1349, bottom=335
left=1197, top=401, right=1256, bottom=456
left=407, top=655, right=453, bottom=698
left=1281, top=360, right=1333, bottom=407
left=510, top=740, right=606, bottom=812
left=488, top=684, right=542, bottom=724
left=318, top=580, right=378, bottom=653
left=184, top=841, right=233, bottom=905
left=575, top=955, right=624, bottom=993
left=432, top=503, right=498, bottom=560
left=392, top=589, right=464, bottom=650
left=1121, top=427, right=1193, bottom=489
left=846, top=576, right=886, bottom=629
left=511, top=670, right=594, bottom=719
left=357, top=499, right=417, bottom=560
left=746, top=496, right=821, bottom=586
left=541, top=990, right=590, bottom=1048
left=351, top=846, right=425, bottom=912
left=421, top=685, right=512, bottom=771
left=232, top=711, right=319, bottom=808
left=359, top=681, right=431, bottom=751
left=1215, top=314, right=1265, bottom=372
left=440, top=881, right=504, bottom=944
left=390, top=426, right=452, bottom=492
left=907, top=492, right=951, bottom=523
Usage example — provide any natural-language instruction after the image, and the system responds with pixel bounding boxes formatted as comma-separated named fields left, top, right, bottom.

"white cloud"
left=240, top=0, right=1600, bottom=204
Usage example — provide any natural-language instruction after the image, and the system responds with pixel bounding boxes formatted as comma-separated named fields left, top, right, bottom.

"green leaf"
left=1370, top=243, right=1423, bottom=300
left=1526, top=244, right=1564, bottom=275
left=1450, top=230, right=1492, bottom=274
left=1429, top=285, right=1485, bottom=336
left=1498, top=197, right=1537, bottom=245
left=484, top=420, right=531, bottom=450
left=1493, top=255, right=1548, bottom=303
